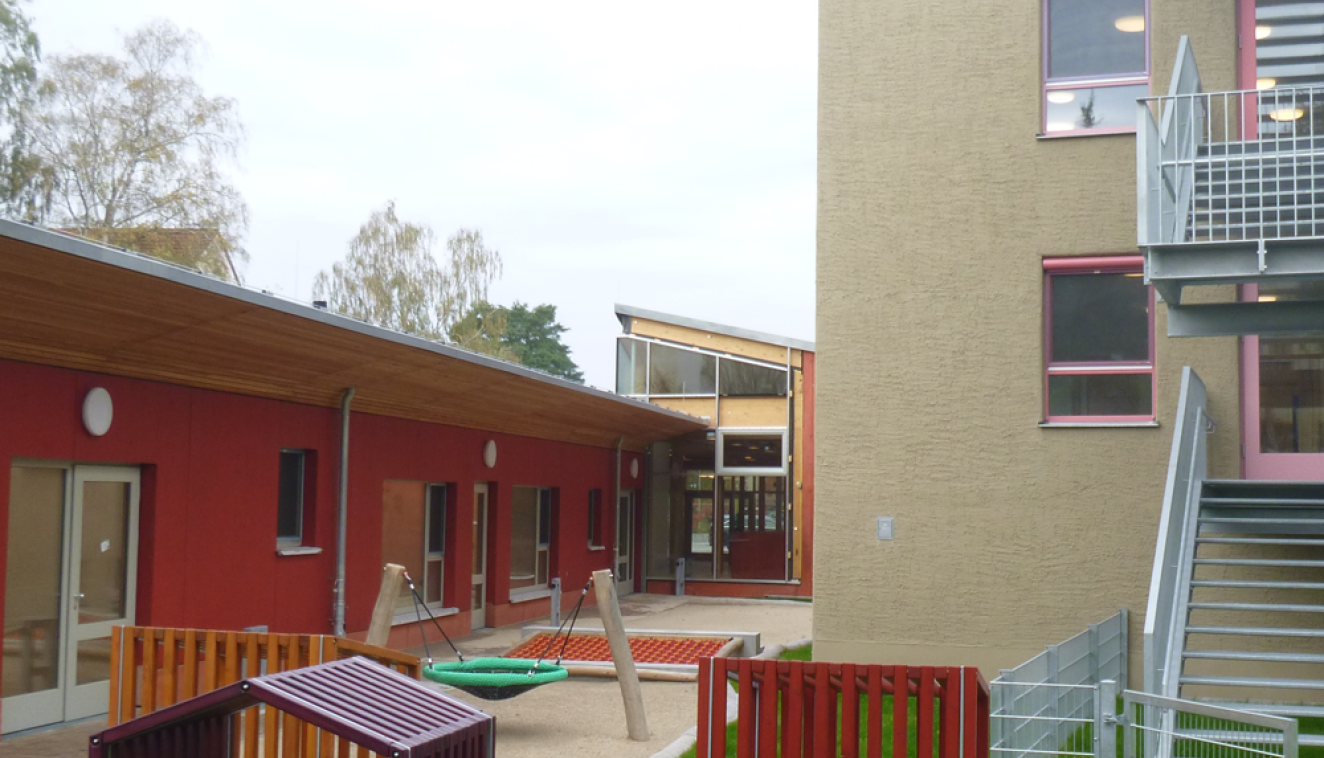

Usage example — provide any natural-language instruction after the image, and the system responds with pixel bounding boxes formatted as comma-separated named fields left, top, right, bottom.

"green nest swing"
left=405, top=574, right=589, bottom=701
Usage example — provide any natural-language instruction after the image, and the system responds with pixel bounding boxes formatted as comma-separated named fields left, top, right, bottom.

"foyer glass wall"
left=647, top=432, right=791, bottom=582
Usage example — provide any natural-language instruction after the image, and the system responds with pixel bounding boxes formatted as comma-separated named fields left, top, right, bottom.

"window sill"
left=509, top=589, right=552, bottom=604
left=276, top=545, right=322, bottom=557
left=391, top=606, right=458, bottom=627
left=588, top=545, right=607, bottom=552
left=1036, top=129, right=1137, bottom=140
left=1039, top=421, right=1159, bottom=428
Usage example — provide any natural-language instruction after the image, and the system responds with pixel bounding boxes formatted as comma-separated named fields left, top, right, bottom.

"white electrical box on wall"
left=876, top=517, right=894, bottom=541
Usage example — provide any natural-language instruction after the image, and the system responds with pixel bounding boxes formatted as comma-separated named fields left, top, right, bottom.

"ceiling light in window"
left=1114, top=15, right=1145, bottom=33
left=1047, top=91, right=1076, bottom=104
left=1268, top=107, right=1305, bottom=121
left=1259, top=295, right=1278, bottom=302
left=1046, top=121, right=1075, bottom=132
left=1257, top=78, right=1277, bottom=90
left=1256, top=25, right=1272, bottom=40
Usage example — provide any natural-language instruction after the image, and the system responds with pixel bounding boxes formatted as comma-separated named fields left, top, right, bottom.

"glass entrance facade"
left=648, top=433, right=791, bottom=583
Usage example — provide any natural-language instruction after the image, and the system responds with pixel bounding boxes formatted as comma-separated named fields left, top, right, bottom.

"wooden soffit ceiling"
left=0, top=222, right=705, bottom=451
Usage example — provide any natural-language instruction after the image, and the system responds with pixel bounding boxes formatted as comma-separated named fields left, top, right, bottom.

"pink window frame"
left=1043, top=256, right=1156, bottom=423
left=1041, top=0, right=1151, bottom=136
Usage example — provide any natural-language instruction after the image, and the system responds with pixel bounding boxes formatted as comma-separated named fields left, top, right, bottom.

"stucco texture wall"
left=815, top=0, right=1240, bottom=678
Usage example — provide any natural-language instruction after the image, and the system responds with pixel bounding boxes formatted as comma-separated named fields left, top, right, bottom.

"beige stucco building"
left=816, top=0, right=1324, bottom=702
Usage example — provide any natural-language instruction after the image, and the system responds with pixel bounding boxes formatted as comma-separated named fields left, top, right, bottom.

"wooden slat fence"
left=697, top=657, right=990, bottom=758
left=108, top=626, right=423, bottom=758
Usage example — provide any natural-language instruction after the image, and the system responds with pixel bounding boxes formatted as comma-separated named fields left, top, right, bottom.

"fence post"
left=1122, top=692, right=1135, bottom=758
left=1118, top=609, right=1129, bottom=692
left=1096, top=680, right=1116, bottom=758
left=1088, top=624, right=1100, bottom=685
left=550, top=578, right=562, bottom=627
left=1047, top=644, right=1061, bottom=747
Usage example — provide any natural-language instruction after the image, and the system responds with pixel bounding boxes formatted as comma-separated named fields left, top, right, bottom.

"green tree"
left=27, top=20, right=248, bottom=281
left=313, top=201, right=503, bottom=341
left=447, top=300, right=519, bottom=363
left=451, top=300, right=583, bottom=382
left=0, top=0, right=42, bottom=219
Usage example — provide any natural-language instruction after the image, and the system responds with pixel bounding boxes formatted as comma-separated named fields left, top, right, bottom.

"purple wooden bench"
left=88, top=655, right=494, bottom=757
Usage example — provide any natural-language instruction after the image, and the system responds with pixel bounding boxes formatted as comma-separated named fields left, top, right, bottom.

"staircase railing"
left=1144, top=367, right=1210, bottom=700
left=1138, top=36, right=1203, bottom=248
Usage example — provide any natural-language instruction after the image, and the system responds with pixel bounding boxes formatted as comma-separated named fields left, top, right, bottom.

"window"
left=719, top=359, right=788, bottom=397
left=382, top=481, right=449, bottom=612
left=649, top=344, right=716, bottom=395
left=1044, top=257, right=1154, bottom=422
left=617, top=339, right=647, bottom=395
left=715, top=429, right=789, bottom=475
left=425, top=485, right=447, bottom=604
left=277, top=450, right=308, bottom=545
left=1043, top=0, right=1149, bottom=135
left=511, top=487, right=553, bottom=593
left=588, top=489, right=604, bottom=548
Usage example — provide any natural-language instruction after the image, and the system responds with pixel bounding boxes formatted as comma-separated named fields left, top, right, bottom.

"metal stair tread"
left=1193, top=556, right=1324, bottom=567
left=1199, top=516, right=1324, bottom=525
left=1196, top=536, right=1324, bottom=545
left=1191, top=579, right=1324, bottom=590
left=1180, top=675, right=1324, bottom=690
left=1188, top=601, right=1324, bottom=613
left=1184, top=649, right=1324, bottom=664
left=1186, top=625, right=1324, bottom=638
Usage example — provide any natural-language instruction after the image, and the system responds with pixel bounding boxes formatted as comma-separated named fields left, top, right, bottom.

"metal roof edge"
left=613, top=303, right=815, bottom=352
left=0, top=220, right=704, bottom=430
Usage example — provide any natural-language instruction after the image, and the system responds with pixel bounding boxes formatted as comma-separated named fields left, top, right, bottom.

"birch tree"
left=0, top=0, right=42, bottom=218
left=313, top=202, right=504, bottom=342
left=28, top=20, right=248, bottom=281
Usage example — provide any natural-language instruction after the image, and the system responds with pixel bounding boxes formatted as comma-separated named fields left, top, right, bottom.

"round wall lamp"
left=82, top=387, right=114, bottom=437
left=630, top=458, right=640, bottom=479
left=483, top=440, right=497, bottom=468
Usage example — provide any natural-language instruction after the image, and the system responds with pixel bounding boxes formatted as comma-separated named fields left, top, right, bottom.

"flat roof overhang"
left=0, top=221, right=706, bottom=451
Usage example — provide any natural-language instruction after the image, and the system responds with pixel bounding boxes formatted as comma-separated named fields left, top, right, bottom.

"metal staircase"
left=1177, top=480, right=1324, bottom=729
left=1146, top=371, right=1324, bottom=743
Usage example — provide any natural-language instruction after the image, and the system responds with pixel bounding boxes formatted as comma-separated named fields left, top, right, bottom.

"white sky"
left=31, top=0, right=818, bottom=389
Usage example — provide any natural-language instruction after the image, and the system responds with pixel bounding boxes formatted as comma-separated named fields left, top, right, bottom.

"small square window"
left=277, top=450, right=307, bottom=545
left=1042, top=0, right=1149, bottom=135
left=1044, top=258, right=1154, bottom=422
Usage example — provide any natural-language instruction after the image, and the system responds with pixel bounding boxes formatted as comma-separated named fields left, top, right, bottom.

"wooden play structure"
left=106, top=625, right=421, bottom=756
left=89, top=656, right=492, bottom=757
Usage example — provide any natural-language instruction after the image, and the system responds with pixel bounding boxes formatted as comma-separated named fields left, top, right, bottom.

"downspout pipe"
left=614, top=437, right=624, bottom=578
left=333, top=387, right=355, bottom=637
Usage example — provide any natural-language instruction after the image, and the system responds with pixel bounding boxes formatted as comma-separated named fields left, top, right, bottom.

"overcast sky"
left=31, top=0, right=817, bottom=389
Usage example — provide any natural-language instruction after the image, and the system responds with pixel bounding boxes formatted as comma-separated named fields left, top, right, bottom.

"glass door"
left=3, top=465, right=68, bottom=732
left=64, top=466, right=139, bottom=721
left=471, top=483, right=488, bottom=630
left=1243, top=282, right=1324, bottom=479
left=615, top=492, right=634, bottom=596
left=2, top=463, right=138, bottom=733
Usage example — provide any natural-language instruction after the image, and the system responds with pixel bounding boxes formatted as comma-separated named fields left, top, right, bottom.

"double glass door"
left=3, top=464, right=139, bottom=734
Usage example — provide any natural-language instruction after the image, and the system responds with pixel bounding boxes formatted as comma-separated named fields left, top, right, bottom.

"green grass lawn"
left=680, top=645, right=942, bottom=758
left=1057, top=701, right=1324, bottom=758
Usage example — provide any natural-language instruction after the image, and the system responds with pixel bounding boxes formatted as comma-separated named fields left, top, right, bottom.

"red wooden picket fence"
left=697, top=657, right=990, bottom=758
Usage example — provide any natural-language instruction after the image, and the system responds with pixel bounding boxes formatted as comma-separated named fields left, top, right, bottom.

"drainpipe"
left=614, top=437, right=623, bottom=579
left=333, top=387, right=355, bottom=637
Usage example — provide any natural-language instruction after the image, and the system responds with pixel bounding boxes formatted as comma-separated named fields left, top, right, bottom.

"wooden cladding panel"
left=0, top=236, right=704, bottom=450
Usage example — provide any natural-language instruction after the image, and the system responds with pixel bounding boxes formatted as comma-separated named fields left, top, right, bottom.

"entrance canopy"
left=0, top=222, right=704, bottom=451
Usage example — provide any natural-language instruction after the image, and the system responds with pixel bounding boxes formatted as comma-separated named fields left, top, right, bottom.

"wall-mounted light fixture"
left=82, top=387, right=114, bottom=437
left=483, top=440, right=497, bottom=468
